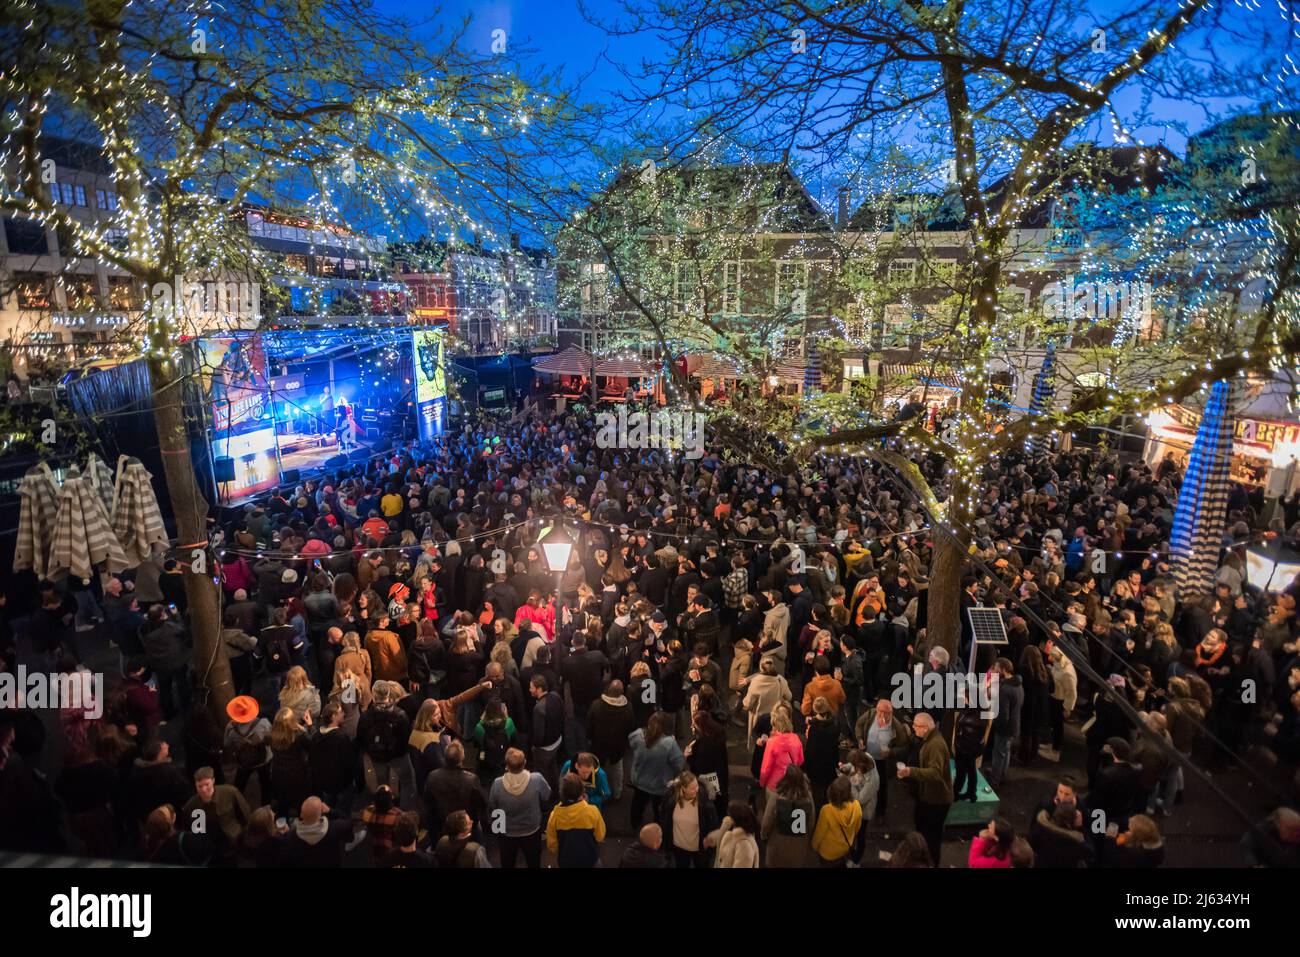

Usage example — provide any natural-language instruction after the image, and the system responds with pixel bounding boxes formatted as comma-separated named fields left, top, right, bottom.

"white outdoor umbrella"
left=86, top=452, right=116, bottom=521
left=13, top=462, right=60, bottom=579
left=111, top=456, right=170, bottom=568
left=49, top=465, right=128, bottom=581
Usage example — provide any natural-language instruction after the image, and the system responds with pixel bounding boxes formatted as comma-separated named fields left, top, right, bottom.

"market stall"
left=1144, top=372, right=1300, bottom=496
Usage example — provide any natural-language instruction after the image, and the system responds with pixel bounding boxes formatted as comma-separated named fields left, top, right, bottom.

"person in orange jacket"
left=801, top=656, right=846, bottom=716
left=365, top=611, right=408, bottom=685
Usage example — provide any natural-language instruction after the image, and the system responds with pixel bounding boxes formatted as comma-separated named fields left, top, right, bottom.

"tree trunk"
left=925, top=529, right=968, bottom=658
left=148, top=354, right=235, bottom=724
left=925, top=487, right=974, bottom=658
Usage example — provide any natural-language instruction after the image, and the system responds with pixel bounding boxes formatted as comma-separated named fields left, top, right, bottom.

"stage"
left=200, top=326, right=438, bottom=506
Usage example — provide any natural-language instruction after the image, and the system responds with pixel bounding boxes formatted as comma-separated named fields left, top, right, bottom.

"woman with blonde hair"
left=278, top=665, right=321, bottom=723
left=1144, top=621, right=1180, bottom=680
left=410, top=698, right=448, bottom=781
left=628, top=659, right=657, bottom=728
left=658, top=770, right=718, bottom=868
left=742, top=655, right=792, bottom=747
left=269, top=706, right=311, bottom=814
left=728, top=637, right=754, bottom=714
left=1041, top=643, right=1076, bottom=762
left=331, top=630, right=373, bottom=710
left=759, top=705, right=804, bottom=795
left=490, top=639, right=519, bottom=679
left=1102, top=813, right=1165, bottom=867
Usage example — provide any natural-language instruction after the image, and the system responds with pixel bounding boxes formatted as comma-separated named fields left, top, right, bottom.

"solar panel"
left=967, top=606, right=1009, bottom=645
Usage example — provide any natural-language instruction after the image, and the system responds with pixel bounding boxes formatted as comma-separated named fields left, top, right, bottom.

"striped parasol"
left=86, top=452, right=116, bottom=520
left=111, top=456, right=170, bottom=568
left=13, top=463, right=60, bottom=579
left=1170, top=380, right=1234, bottom=596
left=803, top=342, right=822, bottom=393
left=49, top=465, right=128, bottom=581
left=1025, top=342, right=1057, bottom=458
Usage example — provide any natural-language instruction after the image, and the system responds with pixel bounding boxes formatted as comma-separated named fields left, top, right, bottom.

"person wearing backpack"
left=473, top=699, right=516, bottom=785
left=223, top=695, right=272, bottom=803
left=257, top=607, right=303, bottom=692
left=355, top=680, right=416, bottom=810
left=435, top=810, right=491, bottom=868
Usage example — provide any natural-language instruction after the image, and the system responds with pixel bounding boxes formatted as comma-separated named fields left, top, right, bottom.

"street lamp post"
left=539, top=521, right=574, bottom=574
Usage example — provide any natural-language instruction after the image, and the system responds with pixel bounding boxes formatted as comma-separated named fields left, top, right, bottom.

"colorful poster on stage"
left=413, top=327, right=447, bottom=441
left=200, top=333, right=270, bottom=436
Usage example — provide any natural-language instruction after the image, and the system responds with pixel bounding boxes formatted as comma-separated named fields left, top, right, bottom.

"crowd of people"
left=2, top=400, right=1299, bottom=869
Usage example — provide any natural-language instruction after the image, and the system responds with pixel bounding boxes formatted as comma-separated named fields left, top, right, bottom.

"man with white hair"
left=897, top=711, right=953, bottom=864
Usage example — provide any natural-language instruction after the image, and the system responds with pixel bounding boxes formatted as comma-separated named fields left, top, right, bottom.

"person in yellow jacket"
left=811, top=776, right=863, bottom=867
left=545, top=774, right=607, bottom=867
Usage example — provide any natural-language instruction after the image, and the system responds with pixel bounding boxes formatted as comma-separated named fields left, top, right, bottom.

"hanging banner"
left=413, top=327, right=447, bottom=441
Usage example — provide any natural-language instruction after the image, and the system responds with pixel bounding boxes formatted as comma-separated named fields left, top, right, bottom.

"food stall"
left=1144, top=372, right=1300, bottom=496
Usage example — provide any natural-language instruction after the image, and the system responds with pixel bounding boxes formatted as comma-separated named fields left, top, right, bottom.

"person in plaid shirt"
left=360, top=786, right=403, bottom=864
left=722, top=555, right=749, bottom=615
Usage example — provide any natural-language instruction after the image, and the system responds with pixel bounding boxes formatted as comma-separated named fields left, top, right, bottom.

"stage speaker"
left=214, top=457, right=236, bottom=483
left=324, top=453, right=349, bottom=469
left=281, top=468, right=301, bottom=485
left=349, top=448, right=371, bottom=463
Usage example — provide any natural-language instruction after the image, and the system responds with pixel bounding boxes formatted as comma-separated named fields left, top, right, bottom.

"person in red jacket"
left=122, top=657, right=163, bottom=738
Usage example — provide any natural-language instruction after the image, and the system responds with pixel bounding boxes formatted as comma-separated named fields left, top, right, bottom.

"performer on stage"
left=317, top=385, right=335, bottom=440
left=336, top=395, right=358, bottom=452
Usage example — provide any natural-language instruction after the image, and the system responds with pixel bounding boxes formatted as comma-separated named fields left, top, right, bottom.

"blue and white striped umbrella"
left=1170, top=380, right=1234, bottom=596
left=802, top=342, right=822, bottom=393
left=1025, top=342, right=1057, bottom=457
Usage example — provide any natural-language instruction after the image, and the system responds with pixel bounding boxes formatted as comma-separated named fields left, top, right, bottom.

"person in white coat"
left=706, top=802, right=761, bottom=868
left=741, top=656, right=792, bottom=747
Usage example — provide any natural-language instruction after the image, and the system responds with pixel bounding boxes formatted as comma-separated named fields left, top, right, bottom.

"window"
left=61, top=275, right=100, bottom=311
left=722, top=261, right=741, bottom=314
left=775, top=261, right=808, bottom=314
left=108, top=275, right=140, bottom=310
left=843, top=310, right=871, bottom=345
left=674, top=262, right=700, bottom=314
left=888, top=259, right=916, bottom=285
left=882, top=304, right=913, bottom=347
left=13, top=272, right=52, bottom=309
left=95, top=189, right=119, bottom=212
left=928, top=259, right=957, bottom=282
left=579, top=263, right=606, bottom=312
left=4, top=216, right=48, bottom=255
left=56, top=183, right=88, bottom=206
